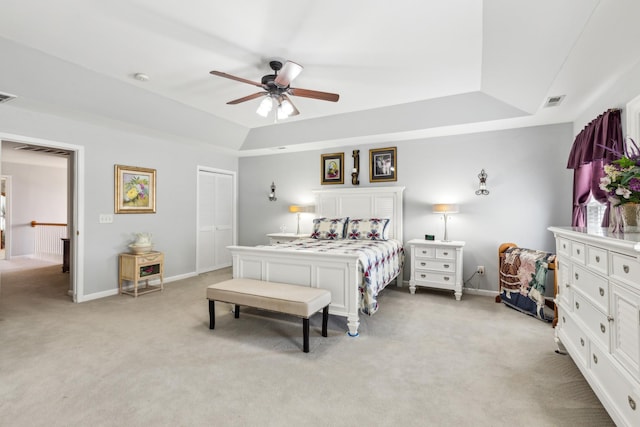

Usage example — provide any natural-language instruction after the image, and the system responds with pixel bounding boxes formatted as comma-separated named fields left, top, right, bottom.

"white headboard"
left=312, top=186, right=405, bottom=241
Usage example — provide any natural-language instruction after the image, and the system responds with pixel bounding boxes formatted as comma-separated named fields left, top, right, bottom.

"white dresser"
left=408, top=239, right=465, bottom=300
left=549, top=226, right=640, bottom=427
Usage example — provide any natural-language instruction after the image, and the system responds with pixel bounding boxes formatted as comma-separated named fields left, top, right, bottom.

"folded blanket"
left=499, top=247, right=555, bottom=321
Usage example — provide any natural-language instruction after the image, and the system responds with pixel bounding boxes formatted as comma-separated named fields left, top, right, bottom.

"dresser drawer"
left=573, top=292, right=611, bottom=351
left=435, top=248, right=455, bottom=260
left=414, top=259, right=455, bottom=273
left=557, top=305, right=589, bottom=367
left=611, top=252, right=640, bottom=287
left=557, top=237, right=571, bottom=257
left=413, top=270, right=456, bottom=289
left=138, top=252, right=163, bottom=264
left=586, top=245, right=608, bottom=275
left=590, top=341, right=640, bottom=427
left=414, top=247, right=435, bottom=259
left=571, top=241, right=586, bottom=264
left=572, top=264, right=608, bottom=313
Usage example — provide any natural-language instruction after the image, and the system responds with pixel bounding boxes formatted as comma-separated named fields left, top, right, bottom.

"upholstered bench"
left=206, top=278, right=331, bottom=353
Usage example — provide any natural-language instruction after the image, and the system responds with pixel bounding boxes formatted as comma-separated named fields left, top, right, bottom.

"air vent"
left=544, top=95, right=565, bottom=108
left=0, top=92, right=16, bottom=104
left=14, top=144, right=69, bottom=156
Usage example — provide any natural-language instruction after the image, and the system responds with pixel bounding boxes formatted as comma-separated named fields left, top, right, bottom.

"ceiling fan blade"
left=289, top=87, right=339, bottom=102
left=210, top=70, right=263, bottom=88
left=226, top=92, right=267, bottom=105
left=274, top=61, right=303, bottom=88
left=281, top=94, right=300, bottom=116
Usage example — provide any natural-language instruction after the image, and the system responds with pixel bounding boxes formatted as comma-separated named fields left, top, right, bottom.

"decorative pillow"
left=311, top=217, right=349, bottom=240
left=346, top=218, right=390, bottom=240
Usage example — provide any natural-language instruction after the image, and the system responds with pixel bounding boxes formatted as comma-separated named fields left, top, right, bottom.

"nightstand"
left=408, top=239, right=465, bottom=300
left=266, top=233, right=310, bottom=244
left=119, top=251, right=164, bottom=297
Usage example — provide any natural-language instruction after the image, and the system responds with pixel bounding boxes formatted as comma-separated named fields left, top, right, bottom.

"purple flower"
left=630, top=177, right=640, bottom=192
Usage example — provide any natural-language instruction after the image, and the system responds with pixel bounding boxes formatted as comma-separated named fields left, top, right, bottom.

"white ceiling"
left=0, top=0, right=639, bottom=155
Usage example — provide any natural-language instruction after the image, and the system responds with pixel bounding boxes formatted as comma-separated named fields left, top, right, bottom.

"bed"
left=228, top=186, right=405, bottom=336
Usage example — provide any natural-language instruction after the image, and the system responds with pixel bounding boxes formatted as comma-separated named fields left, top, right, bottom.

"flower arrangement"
left=599, top=138, right=640, bottom=205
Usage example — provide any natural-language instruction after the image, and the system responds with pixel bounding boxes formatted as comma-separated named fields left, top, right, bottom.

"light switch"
left=99, top=214, right=113, bottom=224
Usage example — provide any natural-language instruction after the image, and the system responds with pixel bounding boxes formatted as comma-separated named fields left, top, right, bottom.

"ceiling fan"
left=210, top=60, right=339, bottom=119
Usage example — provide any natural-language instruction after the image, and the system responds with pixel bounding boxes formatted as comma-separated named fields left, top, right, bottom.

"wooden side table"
left=119, top=251, right=164, bottom=297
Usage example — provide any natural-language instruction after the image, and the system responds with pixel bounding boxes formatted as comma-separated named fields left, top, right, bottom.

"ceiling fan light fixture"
left=277, top=98, right=295, bottom=119
left=256, top=96, right=273, bottom=117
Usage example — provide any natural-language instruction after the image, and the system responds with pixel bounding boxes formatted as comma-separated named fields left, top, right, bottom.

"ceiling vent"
left=0, top=92, right=16, bottom=104
left=14, top=144, right=70, bottom=156
left=544, top=95, right=565, bottom=108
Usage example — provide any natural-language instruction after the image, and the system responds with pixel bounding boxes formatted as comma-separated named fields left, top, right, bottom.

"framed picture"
left=114, top=165, right=156, bottom=214
left=321, top=152, right=344, bottom=185
left=369, top=147, right=397, bottom=182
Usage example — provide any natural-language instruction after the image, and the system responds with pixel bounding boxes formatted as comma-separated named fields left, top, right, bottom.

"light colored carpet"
left=0, top=262, right=614, bottom=427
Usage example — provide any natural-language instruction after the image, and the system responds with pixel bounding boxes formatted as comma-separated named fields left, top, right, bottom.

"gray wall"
left=0, top=107, right=238, bottom=297
left=239, top=123, right=574, bottom=294
left=1, top=161, right=67, bottom=256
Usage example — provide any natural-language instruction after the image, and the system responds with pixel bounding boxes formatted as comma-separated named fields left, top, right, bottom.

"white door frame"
left=1, top=175, right=12, bottom=260
left=196, top=166, right=237, bottom=273
left=0, top=131, right=84, bottom=302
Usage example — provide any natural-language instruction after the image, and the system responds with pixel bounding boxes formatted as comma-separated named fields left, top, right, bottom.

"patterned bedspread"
left=262, top=239, right=404, bottom=315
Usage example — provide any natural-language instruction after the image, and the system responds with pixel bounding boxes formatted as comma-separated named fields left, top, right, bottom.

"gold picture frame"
left=369, top=147, right=397, bottom=182
left=114, top=165, right=156, bottom=214
left=321, top=152, right=344, bottom=185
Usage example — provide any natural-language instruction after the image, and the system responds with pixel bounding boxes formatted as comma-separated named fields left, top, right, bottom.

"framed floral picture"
left=114, top=165, right=156, bottom=213
left=369, top=147, right=397, bottom=182
left=321, top=152, right=344, bottom=185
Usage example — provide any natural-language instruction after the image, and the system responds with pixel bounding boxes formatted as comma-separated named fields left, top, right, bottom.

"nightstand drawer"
left=414, top=247, right=435, bottom=258
left=414, top=270, right=456, bottom=288
left=414, top=259, right=455, bottom=273
left=435, top=248, right=455, bottom=260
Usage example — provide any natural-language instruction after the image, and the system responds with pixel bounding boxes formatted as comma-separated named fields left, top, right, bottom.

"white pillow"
left=311, top=217, right=349, bottom=240
left=346, top=218, right=390, bottom=240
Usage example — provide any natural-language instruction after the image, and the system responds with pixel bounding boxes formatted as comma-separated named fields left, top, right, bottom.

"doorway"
left=196, top=167, right=236, bottom=273
left=0, top=137, right=83, bottom=301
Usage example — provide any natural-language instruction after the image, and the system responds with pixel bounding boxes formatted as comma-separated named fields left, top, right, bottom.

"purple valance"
left=566, top=109, right=623, bottom=169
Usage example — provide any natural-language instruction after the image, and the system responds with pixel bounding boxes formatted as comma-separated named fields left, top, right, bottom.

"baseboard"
left=77, top=271, right=199, bottom=302
left=462, top=287, right=499, bottom=297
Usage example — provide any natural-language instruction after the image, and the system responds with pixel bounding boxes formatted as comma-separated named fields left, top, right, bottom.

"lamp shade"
left=288, top=205, right=315, bottom=213
left=432, top=203, right=459, bottom=214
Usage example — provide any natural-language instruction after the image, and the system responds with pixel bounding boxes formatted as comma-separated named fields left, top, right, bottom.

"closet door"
left=197, top=169, right=235, bottom=273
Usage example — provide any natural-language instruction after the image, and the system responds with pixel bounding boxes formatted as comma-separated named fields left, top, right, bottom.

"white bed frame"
left=228, top=186, right=405, bottom=336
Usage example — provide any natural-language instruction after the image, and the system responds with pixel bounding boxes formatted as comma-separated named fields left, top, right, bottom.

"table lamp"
left=432, top=203, right=459, bottom=242
left=288, top=205, right=315, bottom=234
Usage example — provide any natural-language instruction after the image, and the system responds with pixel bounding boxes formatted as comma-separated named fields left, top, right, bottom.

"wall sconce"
left=269, top=181, right=277, bottom=201
left=352, top=149, right=360, bottom=185
left=433, top=203, right=459, bottom=242
left=476, top=169, right=489, bottom=195
left=288, top=205, right=315, bottom=234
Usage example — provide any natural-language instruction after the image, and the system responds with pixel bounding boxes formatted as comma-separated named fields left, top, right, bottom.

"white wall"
left=1, top=161, right=67, bottom=257
left=0, top=106, right=238, bottom=297
left=238, top=123, right=574, bottom=294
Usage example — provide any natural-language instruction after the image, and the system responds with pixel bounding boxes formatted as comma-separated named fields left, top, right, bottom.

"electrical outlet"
left=99, top=214, right=113, bottom=224
left=477, top=265, right=485, bottom=275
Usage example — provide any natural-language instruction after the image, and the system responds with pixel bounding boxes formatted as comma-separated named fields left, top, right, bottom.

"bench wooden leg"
left=303, top=318, right=310, bottom=353
left=322, top=306, right=328, bottom=337
left=234, top=304, right=240, bottom=318
left=209, top=300, right=215, bottom=329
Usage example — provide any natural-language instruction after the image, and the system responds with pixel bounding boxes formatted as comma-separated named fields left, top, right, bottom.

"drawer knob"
left=565, top=282, right=570, bottom=288
left=629, top=396, right=637, bottom=411
left=575, top=301, right=580, bottom=309
left=624, top=265, right=630, bottom=274
left=420, top=274, right=426, bottom=279
left=444, top=277, right=450, bottom=281
left=576, top=249, right=581, bottom=255
left=599, top=287, right=605, bottom=296
left=563, top=243, right=566, bottom=249
left=600, top=323, right=606, bottom=333
left=421, top=250, right=427, bottom=254
left=443, top=252, right=449, bottom=256
left=575, top=273, right=579, bottom=280
left=595, top=255, right=600, bottom=262
left=593, top=354, right=598, bottom=364
left=420, top=262, right=426, bottom=266
left=580, top=338, right=584, bottom=347
left=562, top=316, right=566, bottom=323
left=444, top=264, right=450, bottom=269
